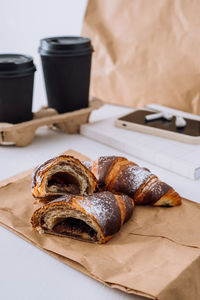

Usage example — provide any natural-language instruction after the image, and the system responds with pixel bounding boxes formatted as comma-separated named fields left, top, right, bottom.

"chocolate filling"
left=53, top=218, right=97, bottom=240
left=48, top=172, right=80, bottom=194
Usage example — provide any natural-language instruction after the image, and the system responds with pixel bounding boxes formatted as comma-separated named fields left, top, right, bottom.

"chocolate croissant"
left=82, top=156, right=182, bottom=206
left=31, top=192, right=134, bottom=244
left=32, top=155, right=97, bottom=201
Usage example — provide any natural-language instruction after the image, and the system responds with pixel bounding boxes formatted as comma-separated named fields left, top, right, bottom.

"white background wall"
left=0, top=0, right=88, bottom=111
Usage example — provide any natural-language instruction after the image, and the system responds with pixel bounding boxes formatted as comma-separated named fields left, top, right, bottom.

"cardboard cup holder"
left=0, top=98, right=103, bottom=147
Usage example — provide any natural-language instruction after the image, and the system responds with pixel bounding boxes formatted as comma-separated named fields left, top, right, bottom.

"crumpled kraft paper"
left=82, top=0, right=200, bottom=114
left=0, top=149, right=200, bottom=300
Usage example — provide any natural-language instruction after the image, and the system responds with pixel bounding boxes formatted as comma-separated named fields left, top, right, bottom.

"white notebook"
left=81, top=104, right=200, bottom=180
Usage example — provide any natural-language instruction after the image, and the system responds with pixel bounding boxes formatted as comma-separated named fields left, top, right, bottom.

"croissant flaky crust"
left=31, top=192, right=134, bottom=244
left=32, top=155, right=97, bottom=201
left=32, top=154, right=181, bottom=206
left=82, top=156, right=182, bottom=206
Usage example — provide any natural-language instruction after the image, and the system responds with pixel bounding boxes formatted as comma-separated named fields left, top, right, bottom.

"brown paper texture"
left=83, top=0, right=200, bottom=115
left=0, top=149, right=200, bottom=300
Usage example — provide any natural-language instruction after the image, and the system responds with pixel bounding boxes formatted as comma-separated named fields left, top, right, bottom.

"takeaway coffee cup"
left=0, top=54, right=36, bottom=124
left=39, top=36, right=93, bottom=113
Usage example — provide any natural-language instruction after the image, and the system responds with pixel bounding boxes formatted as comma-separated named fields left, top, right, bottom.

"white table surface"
left=0, top=104, right=199, bottom=300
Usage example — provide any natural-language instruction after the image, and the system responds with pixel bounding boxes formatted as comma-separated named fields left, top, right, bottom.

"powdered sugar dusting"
left=77, top=192, right=121, bottom=236
left=118, top=165, right=151, bottom=196
left=152, top=182, right=162, bottom=195
left=79, top=193, right=113, bottom=225
left=99, top=156, right=116, bottom=164
left=142, top=176, right=157, bottom=194
left=127, top=166, right=150, bottom=188
left=98, top=156, right=116, bottom=168
left=151, top=181, right=170, bottom=198
left=142, top=180, right=171, bottom=204
left=97, top=156, right=117, bottom=183
left=82, top=161, right=92, bottom=170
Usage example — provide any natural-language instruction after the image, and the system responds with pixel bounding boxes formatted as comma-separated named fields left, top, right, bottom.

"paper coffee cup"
left=39, top=36, right=93, bottom=113
left=0, top=54, right=36, bottom=124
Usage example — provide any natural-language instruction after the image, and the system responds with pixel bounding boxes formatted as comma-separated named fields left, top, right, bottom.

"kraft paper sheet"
left=83, top=0, right=200, bottom=114
left=0, top=150, right=200, bottom=300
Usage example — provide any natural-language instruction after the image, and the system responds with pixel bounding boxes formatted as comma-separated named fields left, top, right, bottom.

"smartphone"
left=115, top=109, right=200, bottom=144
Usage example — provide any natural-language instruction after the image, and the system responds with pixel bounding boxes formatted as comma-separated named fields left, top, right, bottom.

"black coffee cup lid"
left=0, top=54, right=36, bottom=78
left=39, top=36, right=93, bottom=56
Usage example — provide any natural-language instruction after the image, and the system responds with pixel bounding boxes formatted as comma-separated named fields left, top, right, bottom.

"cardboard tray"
left=0, top=98, right=103, bottom=147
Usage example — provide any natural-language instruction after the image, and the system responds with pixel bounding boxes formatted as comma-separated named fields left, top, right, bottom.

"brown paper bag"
left=0, top=149, right=200, bottom=300
left=83, top=0, right=200, bottom=114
